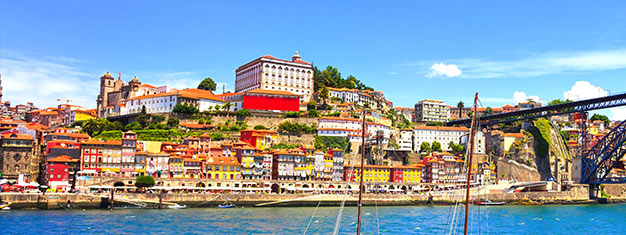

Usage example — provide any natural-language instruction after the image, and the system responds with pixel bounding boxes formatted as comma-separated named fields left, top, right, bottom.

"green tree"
left=135, top=175, right=155, bottom=188
left=82, top=118, right=100, bottom=136
left=319, top=86, right=330, bottom=104
left=236, top=109, right=251, bottom=117
left=125, top=122, right=143, bottom=130
left=590, top=114, right=611, bottom=127
left=198, top=77, right=217, bottom=91
left=173, top=104, right=199, bottom=115
left=432, top=141, right=442, bottom=152
left=308, top=110, right=320, bottom=117
left=253, top=125, right=267, bottom=130
left=167, top=117, right=179, bottom=129
left=222, top=102, right=233, bottom=118
left=485, top=107, right=493, bottom=115
left=420, top=142, right=431, bottom=153
left=150, top=115, right=165, bottom=124
left=307, top=100, right=317, bottom=110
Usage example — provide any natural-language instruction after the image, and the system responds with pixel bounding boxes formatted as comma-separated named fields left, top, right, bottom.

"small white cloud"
left=610, top=107, right=626, bottom=121
left=513, top=91, right=541, bottom=104
left=426, top=63, right=462, bottom=78
left=563, top=81, right=608, bottom=101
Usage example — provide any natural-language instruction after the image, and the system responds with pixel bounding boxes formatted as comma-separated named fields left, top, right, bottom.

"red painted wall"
left=47, top=162, right=70, bottom=182
left=243, top=95, right=299, bottom=112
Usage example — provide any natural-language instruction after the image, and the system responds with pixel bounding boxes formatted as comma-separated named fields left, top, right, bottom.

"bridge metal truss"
left=446, top=93, right=626, bottom=126
left=579, top=120, right=626, bottom=184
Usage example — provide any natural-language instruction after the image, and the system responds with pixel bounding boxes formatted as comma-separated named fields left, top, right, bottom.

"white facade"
left=123, top=94, right=178, bottom=115
left=317, top=117, right=391, bottom=144
left=413, top=100, right=450, bottom=123
left=235, top=52, right=314, bottom=102
left=398, top=129, right=414, bottom=151
left=413, top=126, right=469, bottom=151
left=460, top=131, right=486, bottom=154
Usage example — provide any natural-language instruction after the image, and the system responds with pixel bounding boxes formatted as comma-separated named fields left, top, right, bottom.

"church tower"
left=96, top=72, right=115, bottom=117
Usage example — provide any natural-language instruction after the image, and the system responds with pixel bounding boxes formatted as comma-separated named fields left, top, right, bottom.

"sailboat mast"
left=357, top=109, right=366, bottom=235
left=464, top=92, right=479, bottom=235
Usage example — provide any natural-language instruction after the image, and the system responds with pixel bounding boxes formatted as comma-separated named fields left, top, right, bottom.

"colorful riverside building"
left=272, top=150, right=303, bottom=181
left=419, top=152, right=464, bottom=184
left=344, top=165, right=391, bottom=183
left=206, top=156, right=241, bottom=180
left=238, top=145, right=258, bottom=179
left=80, top=139, right=122, bottom=174
left=44, top=155, right=79, bottom=192
left=168, top=156, right=183, bottom=178
left=183, top=158, right=203, bottom=178
left=240, top=129, right=278, bottom=150
left=120, top=131, right=137, bottom=177
left=390, top=165, right=423, bottom=184
left=331, top=149, right=344, bottom=182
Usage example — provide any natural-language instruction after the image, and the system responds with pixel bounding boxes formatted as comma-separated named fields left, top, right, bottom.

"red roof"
left=47, top=155, right=78, bottom=163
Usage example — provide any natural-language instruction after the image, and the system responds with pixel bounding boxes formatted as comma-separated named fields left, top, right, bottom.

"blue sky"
left=1, top=1, right=626, bottom=119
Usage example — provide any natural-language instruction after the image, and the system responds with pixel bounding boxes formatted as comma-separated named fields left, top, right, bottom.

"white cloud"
left=0, top=55, right=97, bottom=109
left=563, top=81, right=608, bottom=101
left=610, top=107, right=626, bottom=121
left=426, top=63, right=462, bottom=78
left=513, top=91, right=541, bottom=104
left=405, top=49, right=626, bottom=79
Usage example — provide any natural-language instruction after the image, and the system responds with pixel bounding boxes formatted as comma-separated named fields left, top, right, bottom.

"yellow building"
left=323, top=153, right=334, bottom=181
left=391, top=165, right=422, bottom=184
left=206, top=156, right=241, bottom=180
left=168, top=156, right=183, bottom=178
left=74, top=109, right=96, bottom=122
left=346, top=165, right=390, bottom=183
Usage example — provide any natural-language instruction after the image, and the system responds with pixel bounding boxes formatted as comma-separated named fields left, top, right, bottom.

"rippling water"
left=1, top=204, right=624, bottom=234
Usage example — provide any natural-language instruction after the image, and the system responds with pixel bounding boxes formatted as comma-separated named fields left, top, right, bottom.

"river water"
left=1, top=204, right=624, bottom=234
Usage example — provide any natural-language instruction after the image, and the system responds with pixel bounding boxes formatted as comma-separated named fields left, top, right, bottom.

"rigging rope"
left=303, top=200, right=322, bottom=235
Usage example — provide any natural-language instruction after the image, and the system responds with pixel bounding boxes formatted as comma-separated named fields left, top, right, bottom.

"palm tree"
left=457, top=101, right=465, bottom=119
left=222, top=102, right=233, bottom=118
left=82, top=118, right=99, bottom=136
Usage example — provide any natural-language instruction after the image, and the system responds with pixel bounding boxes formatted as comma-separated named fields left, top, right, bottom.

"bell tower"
left=97, top=72, right=115, bottom=117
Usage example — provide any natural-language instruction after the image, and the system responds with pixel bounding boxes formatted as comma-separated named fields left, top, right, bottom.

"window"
left=50, top=174, right=54, bottom=179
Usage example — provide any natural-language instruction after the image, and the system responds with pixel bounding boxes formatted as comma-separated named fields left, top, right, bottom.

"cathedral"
left=96, top=72, right=164, bottom=118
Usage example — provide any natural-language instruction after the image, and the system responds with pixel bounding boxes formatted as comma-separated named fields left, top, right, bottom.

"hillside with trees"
left=313, top=66, right=373, bottom=91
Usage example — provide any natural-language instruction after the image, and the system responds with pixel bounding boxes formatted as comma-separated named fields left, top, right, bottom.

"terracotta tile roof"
left=414, top=126, right=469, bottom=131
left=82, top=139, right=122, bottom=145
left=216, top=92, right=244, bottom=98
left=502, top=133, right=525, bottom=138
left=47, top=155, right=79, bottom=163
left=206, top=156, right=240, bottom=165
left=141, top=84, right=157, bottom=89
left=40, top=111, right=59, bottom=115
left=1, top=133, right=33, bottom=140
left=128, top=89, right=225, bottom=102
left=244, top=89, right=299, bottom=97
left=242, top=129, right=278, bottom=134
left=319, top=117, right=361, bottom=122
left=261, top=54, right=312, bottom=65
left=502, top=104, right=514, bottom=108
left=180, top=123, right=214, bottom=129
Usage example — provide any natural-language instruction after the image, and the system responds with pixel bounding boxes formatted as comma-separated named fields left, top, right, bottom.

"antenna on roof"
left=223, top=84, right=226, bottom=94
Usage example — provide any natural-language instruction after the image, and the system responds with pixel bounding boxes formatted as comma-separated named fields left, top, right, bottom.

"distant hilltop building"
left=235, top=51, right=314, bottom=103
left=413, top=99, right=450, bottom=123
left=96, top=72, right=167, bottom=118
